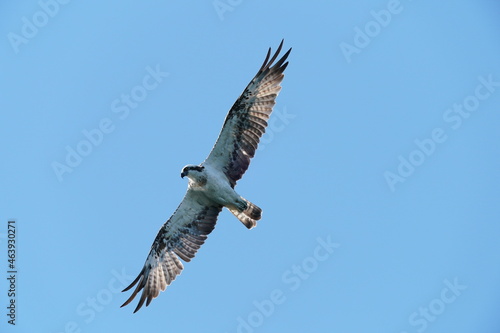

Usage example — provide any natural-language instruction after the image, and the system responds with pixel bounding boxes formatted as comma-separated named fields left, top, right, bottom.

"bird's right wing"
left=203, top=40, right=291, bottom=187
left=121, top=190, right=222, bottom=313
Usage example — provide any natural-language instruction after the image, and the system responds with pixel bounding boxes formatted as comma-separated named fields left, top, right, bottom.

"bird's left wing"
left=203, top=40, right=291, bottom=187
left=121, top=189, right=222, bottom=313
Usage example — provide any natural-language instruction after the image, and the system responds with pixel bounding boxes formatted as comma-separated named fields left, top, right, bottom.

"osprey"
left=121, top=41, right=291, bottom=312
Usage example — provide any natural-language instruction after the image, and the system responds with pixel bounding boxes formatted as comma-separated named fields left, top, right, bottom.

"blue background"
left=1, top=1, right=500, bottom=332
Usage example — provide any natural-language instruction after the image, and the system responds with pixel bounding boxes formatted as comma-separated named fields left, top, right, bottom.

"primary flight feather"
left=121, top=40, right=291, bottom=313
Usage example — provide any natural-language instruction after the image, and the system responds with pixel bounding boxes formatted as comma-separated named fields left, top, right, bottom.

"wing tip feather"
left=258, top=40, right=291, bottom=74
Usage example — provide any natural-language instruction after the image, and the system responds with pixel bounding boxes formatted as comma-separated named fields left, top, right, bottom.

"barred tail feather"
left=229, top=198, right=262, bottom=229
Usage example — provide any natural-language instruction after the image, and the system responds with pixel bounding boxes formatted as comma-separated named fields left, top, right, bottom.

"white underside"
left=188, top=164, right=242, bottom=209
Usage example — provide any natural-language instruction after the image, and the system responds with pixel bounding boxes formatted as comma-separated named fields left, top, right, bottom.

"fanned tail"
left=228, top=198, right=262, bottom=229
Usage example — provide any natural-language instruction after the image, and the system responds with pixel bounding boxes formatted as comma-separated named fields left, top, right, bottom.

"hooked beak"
left=181, top=172, right=187, bottom=178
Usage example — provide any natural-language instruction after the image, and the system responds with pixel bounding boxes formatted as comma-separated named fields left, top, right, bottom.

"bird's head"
left=180, top=165, right=205, bottom=180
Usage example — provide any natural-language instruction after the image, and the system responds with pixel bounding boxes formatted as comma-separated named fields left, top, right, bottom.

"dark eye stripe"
left=188, top=166, right=204, bottom=172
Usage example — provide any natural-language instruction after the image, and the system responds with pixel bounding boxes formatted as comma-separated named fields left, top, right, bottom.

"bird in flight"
left=121, top=40, right=291, bottom=313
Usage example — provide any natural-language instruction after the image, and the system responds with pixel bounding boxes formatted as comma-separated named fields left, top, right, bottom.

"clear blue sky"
left=1, top=1, right=500, bottom=332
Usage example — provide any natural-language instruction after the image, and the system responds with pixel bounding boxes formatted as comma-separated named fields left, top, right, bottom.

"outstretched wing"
left=203, top=40, right=291, bottom=187
left=121, top=190, right=222, bottom=313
